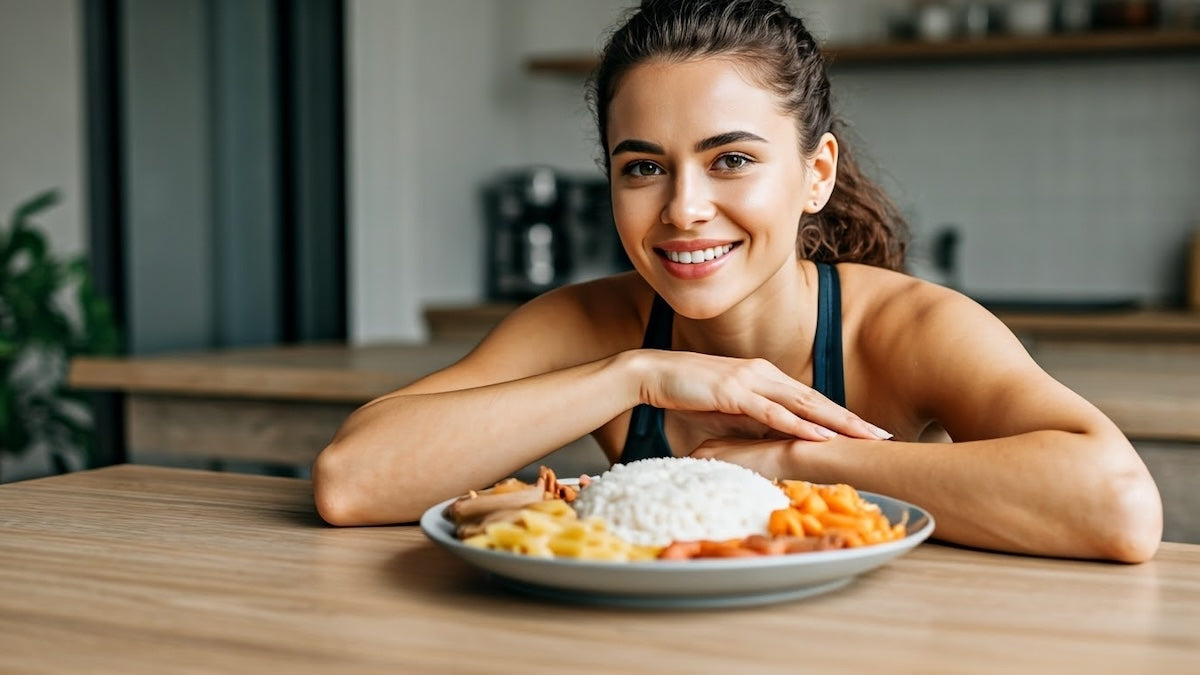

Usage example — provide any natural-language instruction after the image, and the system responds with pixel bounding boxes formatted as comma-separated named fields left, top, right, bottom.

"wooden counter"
left=69, top=340, right=1200, bottom=442
left=2, top=465, right=1198, bottom=673
left=425, top=303, right=1200, bottom=343
left=68, top=340, right=479, bottom=403
left=69, top=326, right=1200, bottom=450
left=66, top=340, right=609, bottom=477
left=998, top=309, right=1200, bottom=341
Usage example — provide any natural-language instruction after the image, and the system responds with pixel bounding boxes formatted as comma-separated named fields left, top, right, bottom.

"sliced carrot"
left=821, top=486, right=859, bottom=515
left=780, top=480, right=813, bottom=505
left=799, top=513, right=825, bottom=536
left=802, top=492, right=828, bottom=514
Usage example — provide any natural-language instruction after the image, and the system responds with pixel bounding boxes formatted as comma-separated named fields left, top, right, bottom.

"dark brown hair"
left=587, top=0, right=909, bottom=270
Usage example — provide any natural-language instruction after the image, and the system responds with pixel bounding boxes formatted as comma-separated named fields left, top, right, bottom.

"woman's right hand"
left=632, top=349, right=891, bottom=442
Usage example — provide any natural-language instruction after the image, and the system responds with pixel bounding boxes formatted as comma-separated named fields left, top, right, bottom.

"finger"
left=802, top=402, right=892, bottom=440
left=764, top=382, right=892, bottom=440
left=751, top=399, right=839, bottom=441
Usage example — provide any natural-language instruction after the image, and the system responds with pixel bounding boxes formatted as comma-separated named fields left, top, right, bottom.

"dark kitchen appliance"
left=482, top=167, right=629, bottom=302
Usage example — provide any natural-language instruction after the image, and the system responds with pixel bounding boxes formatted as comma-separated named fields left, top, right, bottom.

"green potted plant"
left=0, top=189, right=120, bottom=481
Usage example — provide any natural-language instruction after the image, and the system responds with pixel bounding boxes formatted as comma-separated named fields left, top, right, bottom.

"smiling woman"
left=312, top=0, right=1162, bottom=564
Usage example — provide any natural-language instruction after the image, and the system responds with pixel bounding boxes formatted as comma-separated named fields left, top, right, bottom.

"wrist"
left=785, top=435, right=847, bottom=483
left=609, top=348, right=656, bottom=409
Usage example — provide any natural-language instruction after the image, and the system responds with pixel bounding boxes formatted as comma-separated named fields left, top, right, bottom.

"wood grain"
left=68, top=340, right=479, bottom=402
left=0, top=466, right=1197, bottom=673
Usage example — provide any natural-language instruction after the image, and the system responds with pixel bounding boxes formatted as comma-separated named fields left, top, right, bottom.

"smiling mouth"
left=658, top=243, right=737, bottom=264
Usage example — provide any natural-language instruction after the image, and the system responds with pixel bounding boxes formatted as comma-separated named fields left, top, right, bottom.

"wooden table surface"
left=1, top=465, right=1196, bottom=673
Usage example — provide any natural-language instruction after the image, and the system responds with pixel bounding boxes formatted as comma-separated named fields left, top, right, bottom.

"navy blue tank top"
left=618, top=262, right=845, bottom=463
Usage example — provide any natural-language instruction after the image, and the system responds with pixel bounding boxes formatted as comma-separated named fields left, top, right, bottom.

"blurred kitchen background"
left=3, top=0, right=1200, bottom=488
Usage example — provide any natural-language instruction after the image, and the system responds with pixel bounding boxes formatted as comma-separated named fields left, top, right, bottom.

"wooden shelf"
left=996, top=309, right=1200, bottom=341
left=828, top=28, right=1200, bottom=65
left=526, top=29, right=1200, bottom=75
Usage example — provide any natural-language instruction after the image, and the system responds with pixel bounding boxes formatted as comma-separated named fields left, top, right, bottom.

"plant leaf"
left=0, top=189, right=120, bottom=468
left=8, top=189, right=60, bottom=229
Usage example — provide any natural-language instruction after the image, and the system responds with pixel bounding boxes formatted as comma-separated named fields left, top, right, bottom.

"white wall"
left=835, top=59, right=1200, bottom=301
left=347, top=0, right=638, bottom=343
left=349, top=0, right=1200, bottom=343
left=350, top=0, right=506, bottom=342
left=0, top=0, right=85, bottom=257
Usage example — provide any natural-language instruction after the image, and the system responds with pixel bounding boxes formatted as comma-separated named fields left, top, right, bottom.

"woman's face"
left=606, top=57, right=826, bottom=319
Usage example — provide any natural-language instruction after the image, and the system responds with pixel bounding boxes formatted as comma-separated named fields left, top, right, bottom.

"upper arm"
left=377, top=276, right=647, bottom=400
left=884, top=289, right=1118, bottom=443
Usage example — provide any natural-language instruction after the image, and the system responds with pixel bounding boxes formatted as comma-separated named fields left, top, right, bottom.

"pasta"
left=462, top=499, right=662, bottom=561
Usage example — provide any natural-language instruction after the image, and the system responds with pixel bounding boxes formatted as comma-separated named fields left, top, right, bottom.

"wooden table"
left=0, top=465, right=1196, bottom=673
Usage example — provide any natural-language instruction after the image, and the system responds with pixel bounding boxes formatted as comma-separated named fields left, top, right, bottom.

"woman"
left=313, top=0, right=1161, bottom=563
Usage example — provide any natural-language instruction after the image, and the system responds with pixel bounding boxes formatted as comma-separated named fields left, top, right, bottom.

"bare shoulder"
left=444, top=272, right=653, bottom=383
left=837, top=263, right=1050, bottom=427
left=836, top=263, right=955, bottom=334
left=840, top=263, right=1037, bottom=376
left=838, top=262, right=1018, bottom=352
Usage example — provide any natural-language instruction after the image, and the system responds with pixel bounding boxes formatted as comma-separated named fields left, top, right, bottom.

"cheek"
left=612, top=191, right=658, bottom=241
left=718, top=176, right=806, bottom=234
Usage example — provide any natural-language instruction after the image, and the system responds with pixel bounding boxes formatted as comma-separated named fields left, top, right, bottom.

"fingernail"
left=869, top=425, right=893, bottom=440
left=817, top=426, right=837, bottom=439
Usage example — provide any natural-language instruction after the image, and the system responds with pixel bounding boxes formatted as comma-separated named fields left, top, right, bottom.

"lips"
left=654, top=241, right=740, bottom=279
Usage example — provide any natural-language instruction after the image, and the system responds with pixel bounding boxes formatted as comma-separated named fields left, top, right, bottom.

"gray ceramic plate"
left=420, top=485, right=934, bottom=609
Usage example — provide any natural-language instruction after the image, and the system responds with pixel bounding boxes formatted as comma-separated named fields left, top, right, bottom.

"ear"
left=803, top=132, right=839, bottom=214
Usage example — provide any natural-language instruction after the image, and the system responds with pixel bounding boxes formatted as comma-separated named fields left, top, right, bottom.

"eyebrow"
left=610, top=130, right=768, bottom=157
left=695, top=130, right=767, bottom=152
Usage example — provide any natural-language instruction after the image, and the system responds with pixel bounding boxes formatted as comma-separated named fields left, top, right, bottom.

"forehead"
left=606, top=58, right=795, bottom=149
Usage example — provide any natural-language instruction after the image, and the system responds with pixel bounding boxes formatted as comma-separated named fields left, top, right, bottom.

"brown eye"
left=714, top=153, right=752, bottom=171
left=622, top=160, right=664, bottom=177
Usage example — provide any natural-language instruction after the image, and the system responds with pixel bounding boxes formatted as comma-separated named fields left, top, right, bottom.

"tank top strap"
left=619, top=293, right=675, bottom=463
left=812, top=262, right=847, bottom=407
left=641, top=292, right=674, bottom=349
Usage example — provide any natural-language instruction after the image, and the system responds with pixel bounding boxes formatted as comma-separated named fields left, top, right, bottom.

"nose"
left=660, top=167, right=716, bottom=230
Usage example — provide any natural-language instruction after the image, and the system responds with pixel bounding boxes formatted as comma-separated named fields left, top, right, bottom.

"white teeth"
left=665, top=244, right=733, bottom=264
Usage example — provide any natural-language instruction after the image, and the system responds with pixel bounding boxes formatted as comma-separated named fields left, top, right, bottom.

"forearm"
left=790, top=430, right=1162, bottom=562
left=313, top=353, right=640, bottom=526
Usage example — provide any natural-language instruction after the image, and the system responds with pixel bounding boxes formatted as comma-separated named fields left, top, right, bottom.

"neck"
left=675, top=259, right=821, bottom=375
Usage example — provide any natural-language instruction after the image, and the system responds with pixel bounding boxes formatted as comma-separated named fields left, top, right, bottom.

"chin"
left=660, top=289, right=738, bottom=321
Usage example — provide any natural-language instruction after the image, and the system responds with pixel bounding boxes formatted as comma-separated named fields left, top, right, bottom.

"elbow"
left=1094, top=470, right=1163, bottom=564
left=311, top=444, right=364, bottom=527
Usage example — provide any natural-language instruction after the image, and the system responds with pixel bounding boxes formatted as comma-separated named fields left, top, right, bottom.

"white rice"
left=572, top=457, right=789, bottom=547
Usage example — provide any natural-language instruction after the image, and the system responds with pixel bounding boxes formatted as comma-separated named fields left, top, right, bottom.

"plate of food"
left=420, top=457, right=934, bottom=608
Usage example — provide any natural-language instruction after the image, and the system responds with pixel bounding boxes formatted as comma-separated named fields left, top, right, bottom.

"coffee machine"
left=482, top=167, right=628, bottom=302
